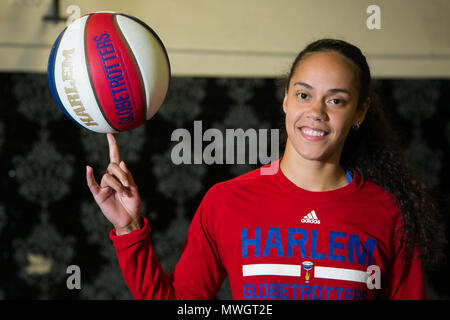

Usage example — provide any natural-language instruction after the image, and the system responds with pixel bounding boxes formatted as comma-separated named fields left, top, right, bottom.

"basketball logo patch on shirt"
left=302, top=261, right=314, bottom=283
left=301, top=210, right=321, bottom=224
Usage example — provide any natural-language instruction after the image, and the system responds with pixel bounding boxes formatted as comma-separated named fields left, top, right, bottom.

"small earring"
left=352, top=123, right=360, bottom=131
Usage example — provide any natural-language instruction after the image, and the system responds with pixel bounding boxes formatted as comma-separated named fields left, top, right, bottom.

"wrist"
left=115, top=217, right=142, bottom=236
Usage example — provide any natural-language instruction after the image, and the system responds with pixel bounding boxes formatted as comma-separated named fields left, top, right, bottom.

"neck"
left=280, top=142, right=348, bottom=192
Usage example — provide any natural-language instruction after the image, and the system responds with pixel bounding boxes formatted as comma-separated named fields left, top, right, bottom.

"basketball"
left=47, top=12, right=171, bottom=133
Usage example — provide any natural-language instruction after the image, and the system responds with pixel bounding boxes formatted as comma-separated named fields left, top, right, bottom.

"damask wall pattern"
left=0, top=73, right=448, bottom=299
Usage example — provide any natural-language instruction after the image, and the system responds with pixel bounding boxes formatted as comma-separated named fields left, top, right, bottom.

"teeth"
left=302, top=128, right=325, bottom=137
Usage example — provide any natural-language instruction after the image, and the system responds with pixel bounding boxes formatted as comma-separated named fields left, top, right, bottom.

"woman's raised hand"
left=86, top=133, right=142, bottom=235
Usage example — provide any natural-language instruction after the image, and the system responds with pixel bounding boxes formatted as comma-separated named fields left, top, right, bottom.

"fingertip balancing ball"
left=48, top=12, right=170, bottom=133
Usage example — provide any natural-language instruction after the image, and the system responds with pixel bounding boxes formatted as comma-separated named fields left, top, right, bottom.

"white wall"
left=0, top=0, right=449, bottom=77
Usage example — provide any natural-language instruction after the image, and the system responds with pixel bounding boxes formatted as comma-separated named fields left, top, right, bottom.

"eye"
left=329, top=98, right=344, bottom=105
left=296, top=92, right=308, bottom=99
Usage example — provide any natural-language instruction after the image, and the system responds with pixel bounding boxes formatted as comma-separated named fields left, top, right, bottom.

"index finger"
left=107, top=133, right=121, bottom=164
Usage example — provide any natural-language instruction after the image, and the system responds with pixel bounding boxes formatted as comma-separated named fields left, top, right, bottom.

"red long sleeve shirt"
left=110, top=160, right=427, bottom=300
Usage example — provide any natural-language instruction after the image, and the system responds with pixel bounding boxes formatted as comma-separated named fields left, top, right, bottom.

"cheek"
left=284, top=103, right=304, bottom=126
left=329, top=115, right=354, bottom=143
left=331, top=108, right=356, bottom=130
left=331, top=117, right=349, bottom=132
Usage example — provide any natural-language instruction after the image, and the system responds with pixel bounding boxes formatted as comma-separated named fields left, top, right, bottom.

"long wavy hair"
left=282, top=38, right=445, bottom=269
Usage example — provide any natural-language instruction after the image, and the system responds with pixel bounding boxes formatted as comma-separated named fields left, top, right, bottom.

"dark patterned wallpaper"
left=0, top=73, right=448, bottom=299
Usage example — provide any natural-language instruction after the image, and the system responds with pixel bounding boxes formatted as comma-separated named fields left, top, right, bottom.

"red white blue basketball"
left=47, top=12, right=171, bottom=133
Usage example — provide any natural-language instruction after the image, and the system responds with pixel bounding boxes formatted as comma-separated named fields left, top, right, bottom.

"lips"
left=299, top=126, right=329, bottom=137
left=298, top=126, right=330, bottom=140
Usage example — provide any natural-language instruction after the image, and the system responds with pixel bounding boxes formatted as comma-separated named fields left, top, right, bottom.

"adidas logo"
left=301, top=210, right=321, bottom=224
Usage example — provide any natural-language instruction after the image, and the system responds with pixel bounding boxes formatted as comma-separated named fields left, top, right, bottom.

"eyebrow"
left=293, top=81, right=351, bottom=95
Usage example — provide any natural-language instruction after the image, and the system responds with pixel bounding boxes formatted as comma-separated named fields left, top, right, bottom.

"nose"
left=306, top=100, right=328, bottom=122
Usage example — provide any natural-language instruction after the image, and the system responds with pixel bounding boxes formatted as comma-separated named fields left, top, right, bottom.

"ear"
left=282, top=90, right=288, bottom=114
left=354, top=97, right=370, bottom=126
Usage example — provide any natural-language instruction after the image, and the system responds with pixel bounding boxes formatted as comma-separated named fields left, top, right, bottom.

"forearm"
left=110, top=207, right=226, bottom=300
left=110, top=217, right=180, bottom=300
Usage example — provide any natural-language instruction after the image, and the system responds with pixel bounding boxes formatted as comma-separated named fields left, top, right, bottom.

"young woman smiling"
left=86, top=39, right=445, bottom=300
left=281, top=49, right=369, bottom=192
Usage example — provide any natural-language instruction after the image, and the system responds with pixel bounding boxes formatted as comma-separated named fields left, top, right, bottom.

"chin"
left=295, top=145, right=339, bottom=163
left=286, top=137, right=340, bottom=163
left=299, top=152, right=327, bottom=162
left=293, top=147, right=326, bottom=162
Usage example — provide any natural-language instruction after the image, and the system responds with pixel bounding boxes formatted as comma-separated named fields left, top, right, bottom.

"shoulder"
left=194, top=165, right=275, bottom=234
left=204, top=165, right=275, bottom=202
left=360, top=178, right=396, bottom=202
left=359, top=176, right=401, bottom=222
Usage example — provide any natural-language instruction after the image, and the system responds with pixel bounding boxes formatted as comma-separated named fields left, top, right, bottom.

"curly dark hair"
left=282, top=38, right=446, bottom=270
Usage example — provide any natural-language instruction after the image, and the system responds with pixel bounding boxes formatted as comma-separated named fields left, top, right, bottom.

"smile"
left=302, top=128, right=325, bottom=136
left=299, top=127, right=329, bottom=140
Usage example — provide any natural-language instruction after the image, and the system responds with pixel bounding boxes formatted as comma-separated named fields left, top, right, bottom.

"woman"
left=86, top=39, right=444, bottom=300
